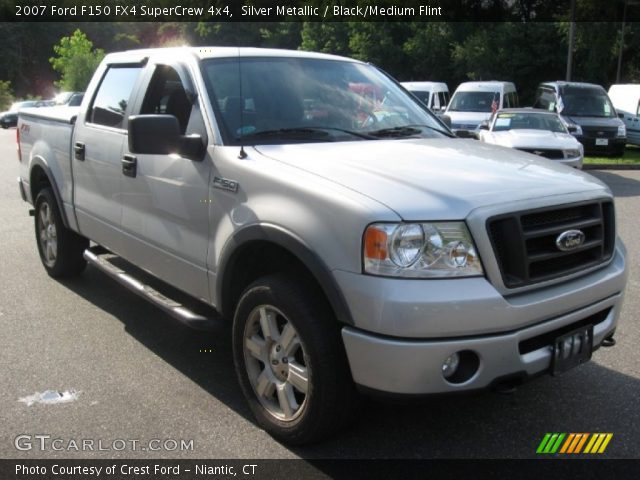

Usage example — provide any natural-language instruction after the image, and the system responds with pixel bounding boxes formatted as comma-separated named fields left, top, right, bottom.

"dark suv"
left=533, top=82, right=626, bottom=156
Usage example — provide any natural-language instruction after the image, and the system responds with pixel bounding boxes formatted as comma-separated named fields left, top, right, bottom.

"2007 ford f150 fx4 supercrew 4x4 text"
left=17, top=48, right=627, bottom=444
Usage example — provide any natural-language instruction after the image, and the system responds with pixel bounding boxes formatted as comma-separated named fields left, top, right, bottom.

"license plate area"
left=595, top=138, right=609, bottom=146
left=551, top=325, right=593, bottom=375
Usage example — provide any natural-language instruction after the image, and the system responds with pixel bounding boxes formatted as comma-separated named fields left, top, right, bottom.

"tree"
left=0, top=80, right=13, bottom=111
left=49, top=29, right=105, bottom=91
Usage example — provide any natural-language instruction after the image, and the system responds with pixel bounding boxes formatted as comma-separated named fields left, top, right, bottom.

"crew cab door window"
left=88, top=67, right=142, bottom=128
left=139, top=64, right=208, bottom=140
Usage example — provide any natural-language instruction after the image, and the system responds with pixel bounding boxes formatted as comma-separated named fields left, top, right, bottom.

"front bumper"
left=577, top=136, right=626, bottom=155
left=342, top=294, right=621, bottom=394
left=338, top=244, right=626, bottom=395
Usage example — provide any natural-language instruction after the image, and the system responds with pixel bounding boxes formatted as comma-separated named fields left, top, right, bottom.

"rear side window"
left=637, top=101, right=640, bottom=116
left=89, top=66, right=142, bottom=128
left=438, top=91, right=448, bottom=108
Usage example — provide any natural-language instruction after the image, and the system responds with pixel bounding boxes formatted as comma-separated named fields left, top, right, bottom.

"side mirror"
left=128, top=114, right=205, bottom=161
left=479, top=120, right=490, bottom=130
left=440, top=114, right=452, bottom=128
left=618, top=112, right=624, bottom=119
left=567, top=124, right=578, bottom=134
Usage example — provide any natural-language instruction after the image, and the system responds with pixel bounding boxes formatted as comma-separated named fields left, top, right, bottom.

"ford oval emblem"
left=556, top=230, right=586, bottom=251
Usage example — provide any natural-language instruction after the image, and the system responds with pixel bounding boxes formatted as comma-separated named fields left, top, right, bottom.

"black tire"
left=34, top=187, right=88, bottom=278
left=232, top=274, right=359, bottom=444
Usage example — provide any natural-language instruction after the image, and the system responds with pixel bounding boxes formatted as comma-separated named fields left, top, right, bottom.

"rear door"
left=73, top=62, right=145, bottom=251
left=119, top=59, right=213, bottom=301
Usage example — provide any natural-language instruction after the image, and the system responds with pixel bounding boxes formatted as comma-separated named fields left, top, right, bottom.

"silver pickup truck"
left=17, top=47, right=627, bottom=444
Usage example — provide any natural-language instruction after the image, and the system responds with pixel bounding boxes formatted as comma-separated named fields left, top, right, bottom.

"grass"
left=584, top=145, right=640, bottom=165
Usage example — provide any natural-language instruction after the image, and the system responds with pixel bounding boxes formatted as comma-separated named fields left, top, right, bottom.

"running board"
left=83, top=248, right=224, bottom=331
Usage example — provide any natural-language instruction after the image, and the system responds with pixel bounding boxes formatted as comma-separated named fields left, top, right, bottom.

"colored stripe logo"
left=536, top=433, right=613, bottom=454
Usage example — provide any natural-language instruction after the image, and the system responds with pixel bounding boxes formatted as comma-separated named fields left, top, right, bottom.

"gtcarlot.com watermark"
left=14, top=434, right=194, bottom=452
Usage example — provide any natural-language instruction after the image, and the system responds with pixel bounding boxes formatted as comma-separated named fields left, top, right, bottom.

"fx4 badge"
left=213, top=176, right=239, bottom=193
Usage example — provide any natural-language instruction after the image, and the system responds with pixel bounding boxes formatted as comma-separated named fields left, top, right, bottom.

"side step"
left=83, top=247, right=224, bottom=331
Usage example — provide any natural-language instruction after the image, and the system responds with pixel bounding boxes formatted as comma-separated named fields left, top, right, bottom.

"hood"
left=562, top=115, right=624, bottom=128
left=254, top=138, right=607, bottom=220
left=445, top=111, right=492, bottom=127
left=486, top=130, right=580, bottom=149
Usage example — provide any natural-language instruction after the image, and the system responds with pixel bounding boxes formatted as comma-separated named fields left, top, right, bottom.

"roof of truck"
left=104, top=46, right=356, bottom=64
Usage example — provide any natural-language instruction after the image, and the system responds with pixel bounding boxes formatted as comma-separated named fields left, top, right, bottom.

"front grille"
left=488, top=200, right=615, bottom=288
left=581, top=126, right=617, bottom=139
left=518, top=148, right=564, bottom=159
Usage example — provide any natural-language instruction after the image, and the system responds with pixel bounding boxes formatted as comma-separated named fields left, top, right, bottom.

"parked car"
left=1, top=100, right=41, bottom=128
left=478, top=109, right=583, bottom=168
left=1, top=111, right=17, bottom=128
left=401, top=81, right=449, bottom=114
left=444, top=81, right=519, bottom=137
left=608, top=84, right=640, bottom=146
left=17, top=47, right=627, bottom=444
left=533, top=82, right=626, bottom=156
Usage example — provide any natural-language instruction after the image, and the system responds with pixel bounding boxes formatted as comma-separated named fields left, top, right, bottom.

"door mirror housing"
left=479, top=120, right=490, bottom=130
left=128, top=114, right=205, bottom=161
left=567, top=124, right=578, bottom=134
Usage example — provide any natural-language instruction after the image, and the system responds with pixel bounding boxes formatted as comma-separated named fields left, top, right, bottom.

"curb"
left=583, top=164, right=640, bottom=170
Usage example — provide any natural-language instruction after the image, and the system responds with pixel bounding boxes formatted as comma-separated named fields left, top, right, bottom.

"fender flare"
left=29, top=156, right=70, bottom=228
left=217, top=223, right=354, bottom=326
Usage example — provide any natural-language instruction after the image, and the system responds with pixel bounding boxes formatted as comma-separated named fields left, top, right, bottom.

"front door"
left=119, top=62, right=212, bottom=301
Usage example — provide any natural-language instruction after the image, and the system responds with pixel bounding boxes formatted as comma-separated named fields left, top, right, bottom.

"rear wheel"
left=34, top=188, right=88, bottom=278
left=232, top=274, right=358, bottom=444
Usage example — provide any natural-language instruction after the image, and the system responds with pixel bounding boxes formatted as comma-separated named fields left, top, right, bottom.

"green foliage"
left=49, top=29, right=105, bottom=91
left=0, top=80, right=13, bottom=111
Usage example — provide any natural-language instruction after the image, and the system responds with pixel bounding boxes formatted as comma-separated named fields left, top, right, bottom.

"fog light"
left=442, top=352, right=460, bottom=379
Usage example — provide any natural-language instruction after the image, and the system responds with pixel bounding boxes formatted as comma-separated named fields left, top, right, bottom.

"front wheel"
left=232, top=274, right=358, bottom=444
left=34, top=188, right=88, bottom=278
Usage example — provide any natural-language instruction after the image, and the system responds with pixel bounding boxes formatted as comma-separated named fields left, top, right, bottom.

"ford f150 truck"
left=17, top=47, right=627, bottom=445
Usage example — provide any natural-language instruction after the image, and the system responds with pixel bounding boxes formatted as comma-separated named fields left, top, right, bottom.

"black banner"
left=1, top=0, right=640, bottom=22
left=2, top=459, right=640, bottom=480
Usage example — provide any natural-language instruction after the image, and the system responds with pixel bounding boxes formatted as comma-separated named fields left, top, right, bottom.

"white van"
left=401, top=82, right=449, bottom=113
left=608, top=84, right=640, bottom=146
left=445, top=81, right=518, bottom=136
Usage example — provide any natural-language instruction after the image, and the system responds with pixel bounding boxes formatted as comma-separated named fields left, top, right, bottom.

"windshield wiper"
left=240, top=127, right=375, bottom=142
left=367, top=124, right=454, bottom=138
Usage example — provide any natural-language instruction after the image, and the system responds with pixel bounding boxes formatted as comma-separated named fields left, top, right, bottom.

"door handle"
left=74, top=142, right=85, bottom=161
left=122, top=154, right=137, bottom=178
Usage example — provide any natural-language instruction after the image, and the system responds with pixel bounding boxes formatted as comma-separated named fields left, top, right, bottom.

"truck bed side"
left=18, top=106, right=79, bottom=231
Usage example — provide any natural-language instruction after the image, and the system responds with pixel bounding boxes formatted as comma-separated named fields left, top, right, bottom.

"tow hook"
left=493, top=381, right=518, bottom=395
left=602, top=335, right=616, bottom=347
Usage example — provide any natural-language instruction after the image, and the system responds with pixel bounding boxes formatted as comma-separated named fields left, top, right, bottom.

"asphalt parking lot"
left=0, top=127, right=638, bottom=460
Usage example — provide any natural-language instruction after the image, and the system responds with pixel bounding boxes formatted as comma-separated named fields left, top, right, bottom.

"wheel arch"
left=29, top=156, right=70, bottom=228
left=217, top=224, right=354, bottom=327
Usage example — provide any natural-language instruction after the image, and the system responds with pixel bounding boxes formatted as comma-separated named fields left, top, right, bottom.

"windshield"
left=448, top=91, right=500, bottom=112
left=492, top=112, right=567, bottom=133
left=201, top=57, right=449, bottom=145
left=407, top=90, right=430, bottom=107
left=560, top=89, right=616, bottom=117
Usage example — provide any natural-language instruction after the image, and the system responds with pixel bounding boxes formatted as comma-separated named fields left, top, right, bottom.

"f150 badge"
left=213, top=176, right=239, bottom=193
left=556, top=229, right=585, bottom=251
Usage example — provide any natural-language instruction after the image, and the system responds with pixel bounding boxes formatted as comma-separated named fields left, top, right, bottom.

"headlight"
left=563, top=149, right=581, bottom=158
left=363, top=222, right=483, bottom=278
left=617, top=125, right=626, bottom=137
